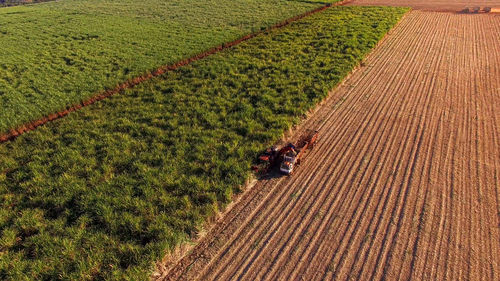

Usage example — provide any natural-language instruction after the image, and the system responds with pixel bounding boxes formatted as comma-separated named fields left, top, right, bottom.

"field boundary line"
left=0, top=0, right=352, bottom=144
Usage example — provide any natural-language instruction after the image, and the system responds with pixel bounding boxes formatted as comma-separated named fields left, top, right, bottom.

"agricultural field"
left=163, top=10, right=500, bottom=281
left=346, top=0, right=500, bottom=10
left=0, top=6, right=407, bottom=280
left=0, top=0, right=336, bottom=134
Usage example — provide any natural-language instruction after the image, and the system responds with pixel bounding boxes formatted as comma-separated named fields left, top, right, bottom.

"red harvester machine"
left=252, top=130, right=319, bottom=176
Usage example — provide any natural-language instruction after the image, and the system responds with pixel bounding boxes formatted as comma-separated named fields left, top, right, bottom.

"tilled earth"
left=158, top=8, right=500, bottom=281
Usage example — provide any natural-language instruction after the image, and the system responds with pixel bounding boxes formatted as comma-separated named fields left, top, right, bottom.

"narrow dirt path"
left=159, top=11, right=500, bottom=281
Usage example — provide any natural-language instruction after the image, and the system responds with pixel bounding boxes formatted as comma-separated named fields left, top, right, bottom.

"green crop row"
left=0, top=0, right=335, bottom=134
left=0, top=6, right=408, bottom=280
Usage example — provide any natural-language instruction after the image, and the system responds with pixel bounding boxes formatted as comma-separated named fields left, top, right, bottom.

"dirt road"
left=159, top=10, right=500, bottom=281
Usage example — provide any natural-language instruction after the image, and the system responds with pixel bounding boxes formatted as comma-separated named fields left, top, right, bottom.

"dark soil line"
left=0, top=0, right=352, bottom=144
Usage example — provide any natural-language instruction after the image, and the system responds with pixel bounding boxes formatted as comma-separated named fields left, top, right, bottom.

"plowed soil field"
left=159, top=10, right=500, bottom=281
left=347, top=0, right=500, bottom=11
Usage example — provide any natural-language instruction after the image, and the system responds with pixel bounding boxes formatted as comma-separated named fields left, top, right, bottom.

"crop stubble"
left=161, top=11, right=500, bottom=281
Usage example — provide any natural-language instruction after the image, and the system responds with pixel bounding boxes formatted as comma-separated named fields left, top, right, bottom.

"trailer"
left=280, top=130, right=319, bottom=175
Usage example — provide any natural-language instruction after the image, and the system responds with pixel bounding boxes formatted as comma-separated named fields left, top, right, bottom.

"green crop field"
left=0, top=6, right=408, bottom=280
left=0, top=0, right=336, bottom=135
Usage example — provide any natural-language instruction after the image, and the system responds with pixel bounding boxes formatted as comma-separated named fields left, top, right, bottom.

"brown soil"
left=158, top=10, right=500, bottom=281
left=346, top=0, right=500, bottom=11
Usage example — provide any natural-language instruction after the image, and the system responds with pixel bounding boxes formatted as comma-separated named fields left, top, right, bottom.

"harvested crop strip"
left=0, top=6, right=408, bottom=280
left=0, top=0, right=336, bottom=134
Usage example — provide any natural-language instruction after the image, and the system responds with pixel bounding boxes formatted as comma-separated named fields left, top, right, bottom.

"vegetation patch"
left=0, top=0, right=335, bottom=134
left=0, top=0, right=55, bottom=7
left=0, top=6, right=408, bottom=280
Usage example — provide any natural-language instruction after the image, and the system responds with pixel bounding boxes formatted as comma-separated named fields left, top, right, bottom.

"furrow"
left=479, top=15, right=500, bottom=280
left=341, top=14, right=445, bottom=281
left=360, top=11, right=451, bottom=281
left=412, top=13, right=456, bottom=281
left=391, top=11, right=452, bottom=281
left=309, top=11, right=446, bottom=281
